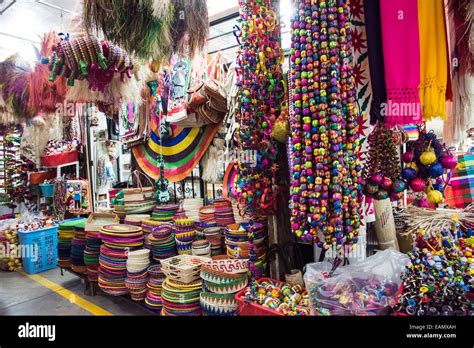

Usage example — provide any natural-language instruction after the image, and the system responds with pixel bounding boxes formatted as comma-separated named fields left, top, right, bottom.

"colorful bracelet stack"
left=244, top=279, right=310, bottom=316
left=199, top=258, right=249, bottom=316
left=289, top=0, right=362, bottom=249
left=235, top=0, right=284, bottom=281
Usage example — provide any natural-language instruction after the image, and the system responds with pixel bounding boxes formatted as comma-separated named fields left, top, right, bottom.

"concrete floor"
left=0, top=268, right=153, bottom=315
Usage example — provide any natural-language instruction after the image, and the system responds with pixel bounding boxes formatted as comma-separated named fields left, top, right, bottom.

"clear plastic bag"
left=306, top=249, right=410, bottom=316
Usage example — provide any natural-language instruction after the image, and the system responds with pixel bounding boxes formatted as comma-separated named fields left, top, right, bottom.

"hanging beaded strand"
left=236, top=0, right=284, bottom=282
left=289, top=0, right=362, bottom=250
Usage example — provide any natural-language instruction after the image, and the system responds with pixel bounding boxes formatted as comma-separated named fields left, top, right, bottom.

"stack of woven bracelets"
left=174, top=219, right=196, bottom=255
left=289, top=0, right=362, bottom=249
left=244, top=279, right=310, bottom=315
left=45, top=35, right=134, bottom=92
left=200, top=257, right=249, bottom=316
left=236, top=0, right=284, bottom=282
left=145, top=264, right=165, bottom=311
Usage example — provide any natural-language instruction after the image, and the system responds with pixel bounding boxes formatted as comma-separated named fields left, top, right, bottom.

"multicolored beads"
left=289, top=0, right=362, bottom=248
left=235, top=0, right=284, bottom=280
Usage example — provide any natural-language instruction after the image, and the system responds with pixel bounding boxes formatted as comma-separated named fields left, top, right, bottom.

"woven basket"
left=160, top=254, right=211, bottom=284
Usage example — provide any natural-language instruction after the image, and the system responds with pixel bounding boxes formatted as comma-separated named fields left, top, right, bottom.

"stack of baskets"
left=125, top=249, right=150, bottom=301
left=160, top=254, right=210, bottom=316
left=200, top=257, right=249, bottom=316
left=70, top=221, right=87, bottom=274
left=203, top=227, right=223, bottom=256
left=98, top=224, right=144, bottom=295
left=151, top=204, right=180, bottom=223
left=148, top=223, right=177, bottom=261
left=225, top=222, right=267, bottom=277
left=145, top=264, right=165, bottom=311
left=174, top=219, right=196, bottom=255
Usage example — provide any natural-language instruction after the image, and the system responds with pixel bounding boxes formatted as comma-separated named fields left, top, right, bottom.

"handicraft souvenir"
left=288, top=0, right=362, bottom=248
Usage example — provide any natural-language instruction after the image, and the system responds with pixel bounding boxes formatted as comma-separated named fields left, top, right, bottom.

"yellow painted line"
left=18, top=270, right=113, bottom=316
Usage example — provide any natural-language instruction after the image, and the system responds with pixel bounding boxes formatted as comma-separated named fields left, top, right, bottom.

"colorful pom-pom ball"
left=402, top=151, right=414, bottom=163
left=391, top=179, right=406, bottom=193
left=417, top=196, right=429, bottom=208
left=381, top=177, right=393, bottom=190
left=402, top=167, right=417, bottom=182
left=428, top=162, right=444, bottom=178
left=369, top=173, right=383, bottom=185
left=427, top=189, right=443, bottom=204
left=433, top=183, right=444, bottom=193
left=375, top=190, right=389, bottom=200
left=420, top=151, right=437, bottom=166
left=440, top=154, right=458, bottom=169
left=406, top=162, right=418, bottom=171
left=410, top=178, right=426, bottom=192
left=390, top=191, right=404, bottom=201
left=364, top=183, right=379, bottom=196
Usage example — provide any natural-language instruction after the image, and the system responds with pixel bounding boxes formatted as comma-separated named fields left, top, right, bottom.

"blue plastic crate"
left=18, top=226, right=58, bottom=274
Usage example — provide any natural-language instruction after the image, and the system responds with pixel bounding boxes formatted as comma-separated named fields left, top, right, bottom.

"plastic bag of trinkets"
left=307, top=250, right=409, bottom=316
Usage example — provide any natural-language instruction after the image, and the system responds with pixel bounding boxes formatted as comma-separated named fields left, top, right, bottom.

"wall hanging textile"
left=418, top=0, right=448, bottom=121
left=289, top=0, right=362, bottom=248
left=235, top=0, right=284, bottom=280
left=379, top=0, right=421, bottom=127
left=363, top=0, right=386, bottom=125
left=82, top=0, right=208, bottom=62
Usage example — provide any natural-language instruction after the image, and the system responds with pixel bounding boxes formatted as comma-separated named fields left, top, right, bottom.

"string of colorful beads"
left=289, top=0, right=362, bottom=249
left=235, top=0, right=284, bottom=282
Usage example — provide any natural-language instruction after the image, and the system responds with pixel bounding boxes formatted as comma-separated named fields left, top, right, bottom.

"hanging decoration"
left=363, top=122, right=406, bottom=201
left=235, top=0, right=284, bottom=281
left=27, top=32, right=67, bottom=115
left=82, top=0, right=208, bottom=62
left=0, top=55, right=32, bottom=120
left=44, top=35, right=135, bottom=93
left=289, top=0, right=362, bottom=248
left=401, top=125, right=457, bottom=207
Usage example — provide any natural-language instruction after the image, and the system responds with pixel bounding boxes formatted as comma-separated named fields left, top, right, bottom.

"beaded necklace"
left=289, top=0, right=362, bottom=250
